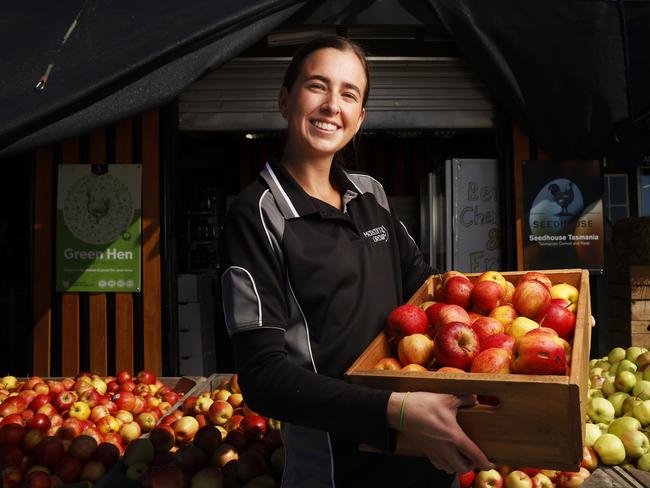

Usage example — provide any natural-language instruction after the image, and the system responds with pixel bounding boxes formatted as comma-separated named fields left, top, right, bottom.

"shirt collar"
left=259, top=160, right=361, bottom=220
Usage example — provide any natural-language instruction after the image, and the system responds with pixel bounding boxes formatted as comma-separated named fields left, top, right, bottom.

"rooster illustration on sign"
left=548, top=182, right=574, bottom=216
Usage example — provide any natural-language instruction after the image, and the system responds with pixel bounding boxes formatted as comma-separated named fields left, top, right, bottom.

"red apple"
left=94, top=442, right=120, bottom=468
left=161, top=391, right=179, bottom=406
left=210, top=443, right=239, bottom=467
left=52, top=391, right=77, bottom=413
left=136, top=370, right=156, bottom=385
left=471, top=280, right=504, bottom=314
left=24, top=376, right=45, bottom=390
left=2, top=465, right=23, bottom=488
left=241, top=414, right=267, bottom=442
left=459, top=470, right=476, bottom=488
left=34, top=436, right=65, bottom=468
left=96, top=415, right=120, bottom=435
left=580, top=445, right=598, bottom=472
left=27, top=413, right=51, bottom=432
left=68, top=435, right=98, bottom=462
left=181, top=395, right=198, bottom=415
left=556, top=468, right=590, bottom=488
left=520, top=271, right=553, bottom=291
left=397, top=333, right=434, bottom=367
left=115, top=409, right=133, bottom=425
left=149, top=424, right=176, bottom=452
left=28, top=394, right=51, bottom=412
left=0, top=423, right=26, bottom=445
left=468, top=311, right=483, bottom=324
left=131, top=395, right=146, bottom=415
left=53, top=455, right=83, bottom=484
left=535, top=302, right=577, bottom=340
left=112, top=391, right=136, bottom=412
left=18, top=389, right=38, bottom=405
left=480, top=333, right=515, bottom=355
left=0, top=396, right=27, bottom=417
left=471, top=316, right=505, bottom=346
left=80, top=427, right=103, bottom=446
left=22, top=427, right=45, bottom=452
left=194, top=425, right=222, bottom=454
left=427, top=303, right=471, bottom=336
left=135, top=411, right=157, bottom=433
left=115, top=371, right=131, bottom=384
left=471, top=348, right=511, bottom=374
left=173, top=415, right=199, bottom=444
left=119, top=380, right=137, bottom=393
left=489, top=304, right=518, bottom=328
left=512, top=279, right=551, bottom=319
left=444, top=276, right=474, bottom=310
left=511, top=330, right=567, bottom=375
left=433, top=322, right=481, bottom=371
left=373, top=357, right=403, bottom=370
left=57, top=418, right=83, bottom=440
left=386, top=304, right=429, bottom=343
left=0, top=413, right=24, bottom=427
left=118, top=421, right=141, bottom=444
left=208, top=401, right=233, bottom=426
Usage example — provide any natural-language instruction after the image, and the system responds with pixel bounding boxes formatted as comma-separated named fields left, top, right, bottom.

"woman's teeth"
left=311, top=120, right=338, bottom=131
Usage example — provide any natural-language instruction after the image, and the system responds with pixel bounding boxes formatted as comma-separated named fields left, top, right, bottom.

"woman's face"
left=279, top=48, right=367, bottom=161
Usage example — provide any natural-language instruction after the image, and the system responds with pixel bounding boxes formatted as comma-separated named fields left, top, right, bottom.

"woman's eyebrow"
left=304, top=75, right=361, bottom=95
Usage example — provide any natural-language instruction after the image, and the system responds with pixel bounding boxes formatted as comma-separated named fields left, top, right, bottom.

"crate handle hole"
left=476, top=395, right=500, bottom=409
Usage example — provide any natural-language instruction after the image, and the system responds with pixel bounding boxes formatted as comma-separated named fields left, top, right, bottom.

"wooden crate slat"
left=608, top=284, right=650, bottom=300
left=115, top=118, right=135, bottom=373
left=33, top=146, right=54, bottom=376
left=60, top=138, right=82, bottom=376
left=88, top=129, right=108, bottom=374
left=142, top=110, right=162, bottom=375
left=512, top=124, right=529, bottom=271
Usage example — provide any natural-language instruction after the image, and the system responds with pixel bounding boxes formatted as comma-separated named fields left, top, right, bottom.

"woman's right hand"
left=387, top=391, right=493, bottom=474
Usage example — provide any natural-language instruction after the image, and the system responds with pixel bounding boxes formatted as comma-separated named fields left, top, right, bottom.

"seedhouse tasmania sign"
left=56, top=165, right=142, bottom=292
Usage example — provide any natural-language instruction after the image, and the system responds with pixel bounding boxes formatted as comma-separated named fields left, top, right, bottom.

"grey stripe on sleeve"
left=221, top=266, right=270, bottom=335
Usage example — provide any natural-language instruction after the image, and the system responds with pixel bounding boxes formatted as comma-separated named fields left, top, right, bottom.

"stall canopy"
left=0, top=0, right=648, bottom=159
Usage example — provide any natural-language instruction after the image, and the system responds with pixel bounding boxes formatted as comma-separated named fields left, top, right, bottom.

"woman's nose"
left=321, top=94, right=340, bottom=114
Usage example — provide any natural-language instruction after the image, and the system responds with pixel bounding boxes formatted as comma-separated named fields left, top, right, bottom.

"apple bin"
left=345, top=269, right=592, bottom=471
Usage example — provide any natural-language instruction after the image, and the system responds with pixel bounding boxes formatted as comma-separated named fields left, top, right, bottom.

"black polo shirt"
left=221, top=160, right=451, bottom=487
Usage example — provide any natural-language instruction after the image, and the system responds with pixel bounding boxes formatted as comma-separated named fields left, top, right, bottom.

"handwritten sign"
left=446, top=159, right=501, bottom=272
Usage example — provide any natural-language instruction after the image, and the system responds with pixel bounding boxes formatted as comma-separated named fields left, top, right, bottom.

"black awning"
left=0, top=0, right=306, bottom=156
left=428, top=0, right=650, bottom=158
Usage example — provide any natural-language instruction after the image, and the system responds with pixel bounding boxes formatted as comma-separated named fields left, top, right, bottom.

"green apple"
left=615, top=371, right=637, bottom=393
left=597, top=422, right=610, bottom=434
left=590, top=358, right=598, bottom=368
left=636, top=351, right=650, bottom=370
left=620, top=430, right=650, bottom=458
left=602, top=377, right=617, bottom=397
left=618, top=359, right=638, bottom=374
left=608, top=392, right=631, bottom=417
left=633, top=380, right=650, bottom=401
left=636, top=371, right=644, bottom=382
left=608, top=416, right=641, bottom=438
left=594, top=433, right=626, bottom=465
left=595, top=359, right=612, bottom=371
left=588, top=397, right=616, bottom=424
left=609, top=361, right=621, bottom=376
left=609, top=347, right=626, bottom=364
left=590, top=367, right=604, bottom=377
left=633, top=400, right=650, bottom=427
left=638, top=452, right=650, bottom=471
left=623, top=396, right=643, bottom=416
left=626, top=347, right=647, bottom=363
left=644, top=367, right=650, bottom=381
left=588, top=388, right=604, bottom=400
left=585, top=423, right=603, bottom=447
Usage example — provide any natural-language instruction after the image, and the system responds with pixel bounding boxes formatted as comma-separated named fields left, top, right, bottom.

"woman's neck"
left=281, top=154, right=342, bottom=210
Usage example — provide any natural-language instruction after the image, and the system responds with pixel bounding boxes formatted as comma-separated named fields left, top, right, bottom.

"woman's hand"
left=387, top=391, right=493, bottom=474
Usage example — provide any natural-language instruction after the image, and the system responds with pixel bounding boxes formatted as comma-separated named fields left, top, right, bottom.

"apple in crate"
left=481, top=333, right=515, bottom=355
left=477, top=270, right=509, bottom=295
left=489, top=304, right=518, bottom=328
left=386, top=304, right=429, bottom=343
left=512, top=279, right=551, bottom=319
left=535, top=302, right=576, bottom=340
left=550, top=283, right=579, bottom=313
left=443, top=276, right=474, bottom=309
left=373, top=357, right=402, bottom=370
left=433, top=322, right=481, bottom=371
left=471, top=348, right=511, bottom=374
left=511, top=328, right=567, bottom=375
left=471, top=317, right=505, bottom=346
left=474, top=469, right=503, bottom=488
left=471, top=280, right=504, bottom=314
left=520, top=271, right=552, bottom=291
left=398, top=333, right=434, bottom=367
left=426, top=304, right=470, bottom=335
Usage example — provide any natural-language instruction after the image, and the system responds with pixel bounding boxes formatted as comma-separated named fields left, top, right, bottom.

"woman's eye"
left=309, top=83, right=325, bottom=90
left=343, top=92, right=358, bottom=101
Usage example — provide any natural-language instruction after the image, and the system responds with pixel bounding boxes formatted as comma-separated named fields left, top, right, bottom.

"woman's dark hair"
left=282, top=35, right=370, bottom=107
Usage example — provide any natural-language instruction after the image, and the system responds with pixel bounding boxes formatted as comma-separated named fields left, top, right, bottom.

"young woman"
left=220, top=36, right=492, bottom=487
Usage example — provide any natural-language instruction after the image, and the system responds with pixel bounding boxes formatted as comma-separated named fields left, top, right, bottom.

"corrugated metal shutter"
left=178, top=57, right=494, bottom=131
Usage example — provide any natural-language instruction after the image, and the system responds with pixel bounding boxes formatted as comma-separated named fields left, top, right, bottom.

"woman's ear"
left=354, top=107, right=366, bottom=134
left=278, top=87, right=289, bottom=118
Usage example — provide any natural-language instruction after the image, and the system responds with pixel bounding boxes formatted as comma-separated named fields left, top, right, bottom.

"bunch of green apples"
left=586, top=345, right=650, bottom=472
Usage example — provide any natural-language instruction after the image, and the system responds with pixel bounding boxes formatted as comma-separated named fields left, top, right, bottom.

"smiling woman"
left=219, top=35, right=491, bottom=488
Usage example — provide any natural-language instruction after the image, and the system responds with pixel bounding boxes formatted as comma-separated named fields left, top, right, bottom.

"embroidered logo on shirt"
left=362, top=225, right=389, bottom=243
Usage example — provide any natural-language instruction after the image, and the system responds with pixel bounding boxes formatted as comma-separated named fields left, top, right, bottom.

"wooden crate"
left=607, top=266, right=650, bottom=348
left=345, top=269, right=591, bottom=471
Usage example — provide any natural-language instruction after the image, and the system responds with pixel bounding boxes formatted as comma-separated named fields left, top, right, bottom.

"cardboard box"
left=345, top=269, right=591, bottom=471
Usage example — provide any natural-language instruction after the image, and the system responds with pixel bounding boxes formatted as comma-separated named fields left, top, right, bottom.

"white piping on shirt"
left=265, top=162, right=300, bottom=218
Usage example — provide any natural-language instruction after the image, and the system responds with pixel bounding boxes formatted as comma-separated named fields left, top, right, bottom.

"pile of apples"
left=584, top=345, right=650, bottom=472
left=117, top=374, right=283, bottom=488
left=0, top=370, right=185, bottom=486
left=458, top=464, right=592, bottom=488
left=1, top=426, right=121, bottom=488
left=376, top=270, right=579, bottom=376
